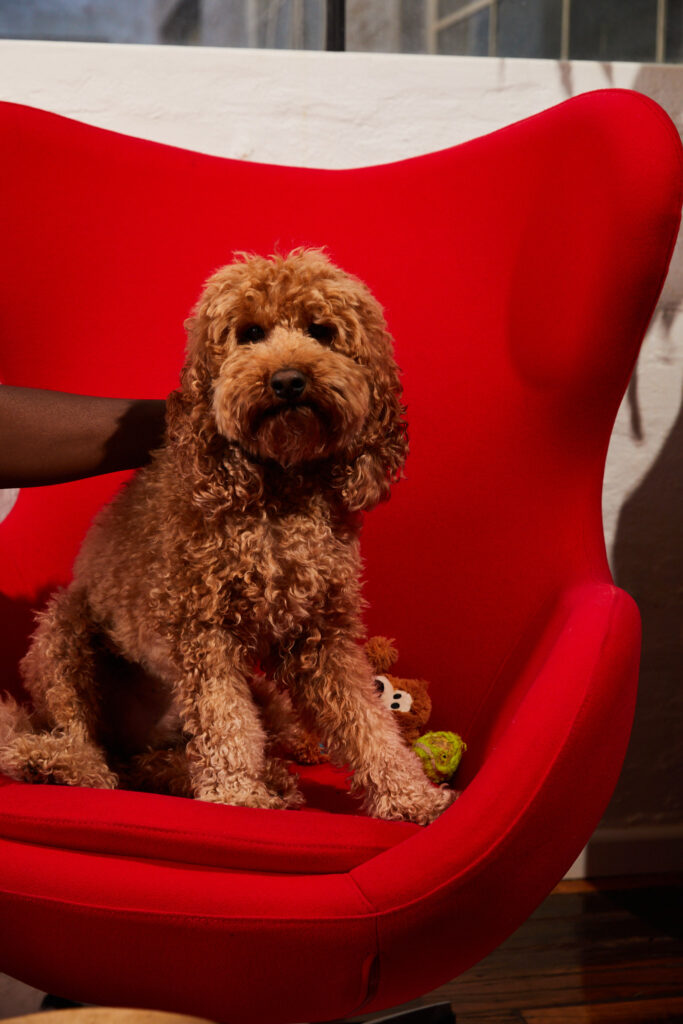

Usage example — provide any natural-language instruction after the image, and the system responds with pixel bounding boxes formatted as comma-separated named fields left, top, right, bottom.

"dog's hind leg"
left=14, top=586, right=118, bottom=788
left=4, top=729, right=118, bottom=787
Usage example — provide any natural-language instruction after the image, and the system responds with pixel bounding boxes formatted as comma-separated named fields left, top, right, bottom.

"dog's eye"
left=307, top=322, right=336, bottom=345
left=238, top=324, right=267, bottom=345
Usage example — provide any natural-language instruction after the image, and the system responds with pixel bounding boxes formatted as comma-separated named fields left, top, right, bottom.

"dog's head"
left=170, top=249, right=407, bottom=512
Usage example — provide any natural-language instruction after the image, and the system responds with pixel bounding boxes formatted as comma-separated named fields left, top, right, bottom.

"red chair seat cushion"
left=0, top=766, right=418, bottom=874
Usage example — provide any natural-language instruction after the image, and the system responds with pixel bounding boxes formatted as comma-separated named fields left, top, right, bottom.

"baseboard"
left=565, top=823, right=683, bottom=879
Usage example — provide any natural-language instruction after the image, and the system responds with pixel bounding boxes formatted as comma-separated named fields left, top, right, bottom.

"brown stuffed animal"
left=364, top=637, right=432, bottom=744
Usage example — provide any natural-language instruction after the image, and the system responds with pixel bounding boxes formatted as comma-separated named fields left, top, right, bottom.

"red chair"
left=0, top=90, right=680, bottom=1023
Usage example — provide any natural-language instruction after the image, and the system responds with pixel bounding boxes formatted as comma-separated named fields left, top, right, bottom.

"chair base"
left=40, top=997, right=457, bottom=1024
left=41, top=994, right=88, bottom=1011
left=357, top=1002, right=456, bottom=1024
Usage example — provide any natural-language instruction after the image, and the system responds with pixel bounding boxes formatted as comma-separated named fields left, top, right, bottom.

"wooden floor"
left=355, top=876, right=683, bottom=1024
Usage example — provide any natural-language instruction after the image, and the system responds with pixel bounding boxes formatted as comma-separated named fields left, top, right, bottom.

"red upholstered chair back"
left=1, top=92, right=680, bottom=773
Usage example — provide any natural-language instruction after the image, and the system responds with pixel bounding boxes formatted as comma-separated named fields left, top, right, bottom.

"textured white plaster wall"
left=0, top=41, right=681, bottom=848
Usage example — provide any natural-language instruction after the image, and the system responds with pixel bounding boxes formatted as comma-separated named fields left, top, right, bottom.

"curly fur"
left=365, top=637, right=432, bottom=744
left=0, top=249, right=453, bottom=824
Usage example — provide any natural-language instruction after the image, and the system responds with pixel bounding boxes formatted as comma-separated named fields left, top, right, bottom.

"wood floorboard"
left=442, top=958, right=683, bottom=1012
left=352, top=879, right=683, bottom=1024
left=452, top=1012, right=526, bottom=1024
left=520, top=995, right=683, bottom=1022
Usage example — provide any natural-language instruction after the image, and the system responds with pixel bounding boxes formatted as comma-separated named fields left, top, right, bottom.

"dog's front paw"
left=416, top=784, right=458, bottom=824
left=364, top=781, right=456, bottom=826
left=194, top=775, right=295, bottom=810
left=264, top=756, right=306, bottom=809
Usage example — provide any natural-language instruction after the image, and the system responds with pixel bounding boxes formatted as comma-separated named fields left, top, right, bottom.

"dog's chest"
left=223, top=511, right=359, bottom=637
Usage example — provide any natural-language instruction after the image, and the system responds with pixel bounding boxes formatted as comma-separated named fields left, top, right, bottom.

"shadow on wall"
left=606, top=384, right=683, bottom=828
left=606, top=64, right=683, bottom=833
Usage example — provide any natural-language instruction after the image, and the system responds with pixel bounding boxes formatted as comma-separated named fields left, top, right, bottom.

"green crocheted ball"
left=412, top=731, right=466, bottom=784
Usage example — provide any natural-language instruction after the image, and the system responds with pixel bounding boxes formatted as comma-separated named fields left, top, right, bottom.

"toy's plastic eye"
left=307, top=322, right=336, bottom=345
left=238, top=324, right=266, bottom=344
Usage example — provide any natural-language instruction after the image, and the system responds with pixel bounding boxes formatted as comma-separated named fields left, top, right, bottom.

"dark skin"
left=0, top=386, right=167, bottom=488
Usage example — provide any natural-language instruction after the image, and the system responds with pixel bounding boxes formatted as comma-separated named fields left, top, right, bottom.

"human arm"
left=0, top=386, right=166, bottom=488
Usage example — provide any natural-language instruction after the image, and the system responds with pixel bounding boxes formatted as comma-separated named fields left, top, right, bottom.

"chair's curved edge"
left=352, top=581, right=638, bottom=904
left=0, top=99, right=268, bottom=178
left=503, top=88, right=683, bottom=401
left=495, top=87, right=683, bottom=177
left=1, top=88, right=680, bottom=179
left=350, top=581, right=641, bottom=1013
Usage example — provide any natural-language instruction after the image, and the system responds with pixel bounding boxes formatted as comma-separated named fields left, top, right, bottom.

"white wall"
left=0, top=40, right=681, bottom=872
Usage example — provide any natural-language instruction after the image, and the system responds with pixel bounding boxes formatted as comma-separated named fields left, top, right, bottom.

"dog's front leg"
left=285, top=637, right=455, bottom=825
left=174, top=626, right=294, bottom=808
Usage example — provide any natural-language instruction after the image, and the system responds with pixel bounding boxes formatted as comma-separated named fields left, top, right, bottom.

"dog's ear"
left=330, top=337, right=409, bottom=512
left=165, top=311, right=265, bottom=516
left=179, top=260, right=250, bottom=401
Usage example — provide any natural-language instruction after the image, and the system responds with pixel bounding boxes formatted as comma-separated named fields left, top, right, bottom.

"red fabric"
left=0, top=772, right=417, bottom=874
left=0, top=90, right=680, bottom=1022
left=0, top=838, right=378, bottom=1021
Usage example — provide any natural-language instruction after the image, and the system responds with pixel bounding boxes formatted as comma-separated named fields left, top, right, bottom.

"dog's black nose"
left=270, top=368, right=308, bottom=402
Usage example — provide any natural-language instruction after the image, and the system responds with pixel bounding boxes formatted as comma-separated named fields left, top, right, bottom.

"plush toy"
left=413, top=731, right=466, bottom=784
left=364, top=636, right=432, bottom=744
left=364, top=637, right=466, bottom=785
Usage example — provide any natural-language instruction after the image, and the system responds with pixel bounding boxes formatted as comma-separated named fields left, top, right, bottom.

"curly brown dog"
left=0, top=249, right=453, bottom=824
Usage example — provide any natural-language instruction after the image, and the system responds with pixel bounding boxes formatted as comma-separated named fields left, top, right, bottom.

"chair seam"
left=0, top=886, right=375, bottom=926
